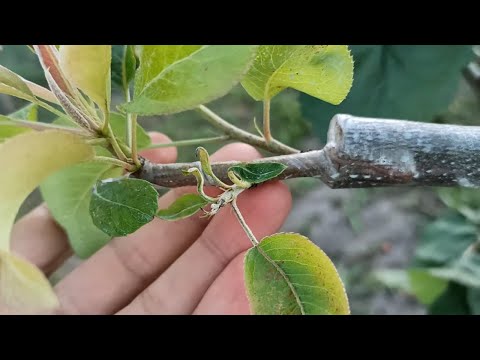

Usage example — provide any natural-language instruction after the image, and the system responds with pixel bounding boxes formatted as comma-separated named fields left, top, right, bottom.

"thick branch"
left=133, top=114, right=480, bottom=189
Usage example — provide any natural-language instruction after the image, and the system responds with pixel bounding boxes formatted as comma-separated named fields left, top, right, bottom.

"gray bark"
left=133, top=114, right=480, bottom=189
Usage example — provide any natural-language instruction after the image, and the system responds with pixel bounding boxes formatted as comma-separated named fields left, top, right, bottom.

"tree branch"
left=196, top=105, right=299, bottom=155
left=132, top=114, right=480, bottom=190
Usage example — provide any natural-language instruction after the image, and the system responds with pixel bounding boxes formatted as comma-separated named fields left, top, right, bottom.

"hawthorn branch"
left=132, top=114, right=480, bottom=189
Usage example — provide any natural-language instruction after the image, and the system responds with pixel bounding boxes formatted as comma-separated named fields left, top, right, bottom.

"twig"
left=196, top=105, right=299, bottom=155
left=144, top=135, right=230, bottom=150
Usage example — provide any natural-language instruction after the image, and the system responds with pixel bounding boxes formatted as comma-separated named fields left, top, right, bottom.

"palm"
left=9, top=133, right=291, bottom=315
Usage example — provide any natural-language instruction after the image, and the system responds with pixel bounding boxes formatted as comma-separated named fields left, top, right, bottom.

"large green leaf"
left=241, top=45, right=353, bottom=104
left=40, top=162, right=122, bottom=259
left=157, top=193, right=208, bottom=221
left=438, top=188, right=480, bottom=225
left=229, top=162, right=287, bottom=184
left=0, top=130, right=93, bottom=312
left=90, top=178, right=159, bottom=237
left=414, top=212, right=477, bottom=266
left=244, top=233, right=349, bottom=315
left=300, top=45, right=474, bottom=142
left=122, top=45, right=258, bottom=115
left=59, top=45, right=112, bottom=114
left=111, top=45, right=137, bottom=92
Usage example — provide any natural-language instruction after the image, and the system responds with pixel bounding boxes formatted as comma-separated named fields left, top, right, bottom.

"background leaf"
left=467, top=287, right=480, bottom=314
left=414, top=212, right=477, bottom=266
left=244, top=232, right=349, bottom=315
left=438, top=188, right=480, bottom=225
left=59, top=45, right=111, bottom=113
left=111, top=45, right=137, bottom=92
left=40, top=162, right=122, bottom=259
left=109, top=112, right=151, bottom=150
left=300, top=45, right=474, bottom=142
left=428, top=282, right=470, bottom=315
left=9, top=103, right=38, bottom=121
left=157, top=193, right=208, bottom=221
left=229, top=162, right=287, bottom=184
left=0, top=64, right=35, bottom=101
left=241, top=45, right=353, bottom=104
left=123, top=45, right=258, bottom=115
left=90, top=178, right=159, bottom=237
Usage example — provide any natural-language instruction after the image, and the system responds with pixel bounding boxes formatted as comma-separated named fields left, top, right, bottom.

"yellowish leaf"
left=0, top=250, right=58, bottom=313
left=0, top=131, right=94, bottom=251
left=59, top=45, right=112, bottom=114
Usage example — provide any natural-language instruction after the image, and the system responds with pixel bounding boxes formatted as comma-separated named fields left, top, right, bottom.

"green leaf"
left=9, top=103, right=38, bottom=121
left=109, top=112, right=151, bottom=150
left=244, top=233, right=349, bottom=315
left=157, top=193, right=208, bottom=221
left=300, top=45, right=474, bottom=142
left=0, top=131, right=93, bottom=312
left=58, top=45, right=112, bottom=114
left=90, top=178, right=159, bottom=237
left=122, top=45, right=258, bottom=115
left=467, top=287, right=480, bottom=314
left=0, top=64, right=35, bottom=101
left=229, top=162, right=287, bottom=184
left=40, top=162, right=122, bottom=259
left=428, top=282, right=470, bottom=315
left=111, top=45, right=137, bottom=92
left=438, top=188, right=480, bottom=225
left=241, top=45, right=353, bottom=104
left=415, top=212, right=477, bottom=266
left=408, top=269, right=448, bottom=305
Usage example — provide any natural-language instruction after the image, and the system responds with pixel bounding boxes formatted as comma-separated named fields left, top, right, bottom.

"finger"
left=55, top=143, right=261, bottom=314
left=11, top=205, right=71, bottom=276
left=193, top=252, right=250, bottom=315
left=119, top=180, right=292, bottom=314
left=139, top=132, right=177, bottom=164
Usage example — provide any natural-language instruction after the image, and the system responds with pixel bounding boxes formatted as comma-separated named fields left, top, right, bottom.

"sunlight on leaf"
left=0, top=131, right=94, bottom=251
left=0, top=115, right=31, bottom=142
left=59, top=45, right=112, bottom=114
left=244, top=233, right=349, bottom=315
left=0, top=250, right=58, bottom=313
left=10, top=103, right=38, bottom=121
left=241, top=45, right=353, bottom=104
left=0, top=64, right=35, bottom=101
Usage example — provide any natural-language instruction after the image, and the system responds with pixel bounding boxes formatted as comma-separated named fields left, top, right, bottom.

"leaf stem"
left=106, top=124, right=129, bottom=162
left=196, top=105, right=299, bottom=155
left=231, top=199, right=258, bottom=246
left=130, top=113, right=141, bottom=167
left=125, top=87, right=133, bottom=148
left=144, top=135, right=230, bottom=150
left=36, top=100, right=68, bottom=119
left=94, top=156, right=136, bottom=172
left=263, top=98, right=272, bottom=143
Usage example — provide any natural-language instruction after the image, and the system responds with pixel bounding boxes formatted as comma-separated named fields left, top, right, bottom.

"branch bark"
left=133, top=114, right=480, bottom=189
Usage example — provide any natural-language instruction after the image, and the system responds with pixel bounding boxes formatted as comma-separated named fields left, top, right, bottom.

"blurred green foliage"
left=300, top=45, right=474, bottom=142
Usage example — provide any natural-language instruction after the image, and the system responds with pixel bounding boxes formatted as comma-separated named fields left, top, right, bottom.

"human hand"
left=6, top=132, right=292, bottom=315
